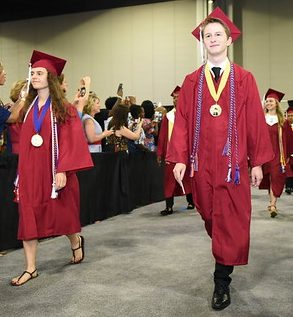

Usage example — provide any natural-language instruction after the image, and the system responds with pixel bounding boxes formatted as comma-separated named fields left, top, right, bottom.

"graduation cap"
left=287, top=100, right=293, bottom=113
left=171, top=86, right=181, bottom=97
left=30, top=50, right=66, bottom=76
left=265, top=88, right=285, bottom=102
left=192, top=7, right=241, bottom=43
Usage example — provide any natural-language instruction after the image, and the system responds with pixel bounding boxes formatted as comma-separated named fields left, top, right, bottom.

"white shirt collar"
left=265, top=114, right=278, bottom=126
left=207, top=57, right=229, bottom=76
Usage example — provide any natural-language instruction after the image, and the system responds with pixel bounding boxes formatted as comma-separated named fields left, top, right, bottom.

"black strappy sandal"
left=70, top=235, right=85, bottom=264
left=11, top=269, right=38, bottom=286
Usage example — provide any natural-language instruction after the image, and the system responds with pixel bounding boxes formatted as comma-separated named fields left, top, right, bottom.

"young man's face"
left=287, top=112, right=293, bottom=124
left=203, top=22, right=232, bottom=58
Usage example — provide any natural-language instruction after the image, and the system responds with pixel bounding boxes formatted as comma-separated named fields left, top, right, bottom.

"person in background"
left=72, top=76, right=91, bottom=119
left=102, top=96, right=120, bottom=131
left=128, top=104, right=147, bottom=152
left=0, top=62, right=10, bottom=140
left=284, top=100, right=293, bottom=194
left=10, top=50, right=93, bottom=286
left=107, top=101, right=143, bottom=152
left=157, top=86, right=194, bottom=216
left=82, top=91, right=113, bottom=153
left=0, top=62, right=25, bottom=153
left=259, top=89, right=288, bottom=217
left=7, top=79, right=27, bottom=154
left=153, top=104, right=167, bottom=147
left=141, top=99, right=156, bottom=152
left=167, top=8, right=273, bottom=310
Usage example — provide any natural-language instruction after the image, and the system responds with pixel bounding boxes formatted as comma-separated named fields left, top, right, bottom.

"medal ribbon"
left=204, top=62, right=230, bottom=103
left=33, top=96, right=51, bottom=134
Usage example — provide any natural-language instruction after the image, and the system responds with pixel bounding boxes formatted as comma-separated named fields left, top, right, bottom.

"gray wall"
left=241, top=0, right=293, bottom=108
left=0, top=0, right=204, bottom=106
left=0, top=0, right=292, bottom=108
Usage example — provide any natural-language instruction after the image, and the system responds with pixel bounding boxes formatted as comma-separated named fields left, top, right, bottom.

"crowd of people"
left=0, top=6, right=292, bottom=312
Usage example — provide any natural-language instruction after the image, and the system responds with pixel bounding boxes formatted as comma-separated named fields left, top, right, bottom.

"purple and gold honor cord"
left=190, top=63, right=240, bottom=184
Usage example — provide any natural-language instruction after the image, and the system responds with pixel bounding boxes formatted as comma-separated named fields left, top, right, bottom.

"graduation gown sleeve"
left=245, top=73, right=274, bottom=167
left=57, top=105, right=93, bottom=173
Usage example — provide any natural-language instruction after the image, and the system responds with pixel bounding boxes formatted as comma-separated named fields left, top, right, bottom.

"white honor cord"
left=50, top=106, right=59, bottom=199
left=26, top=63, right=32, bottom=94
left=199, top=26, right=205, bottom=64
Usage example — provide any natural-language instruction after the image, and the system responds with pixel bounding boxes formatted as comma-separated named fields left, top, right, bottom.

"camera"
left=153, top=111, right=163, bottom=123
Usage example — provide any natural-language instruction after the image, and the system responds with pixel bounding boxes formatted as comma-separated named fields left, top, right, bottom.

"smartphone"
left=117, top=83, right=123, bottom=97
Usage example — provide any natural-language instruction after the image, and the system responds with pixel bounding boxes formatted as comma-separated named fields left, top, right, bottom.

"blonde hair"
left=10, top=79, right=27, bottom=102
left=264, top=99, right=285, bottom=126
left=82, top=91, right=99, bottom=115
left=155, top=106, right=167, bottom=117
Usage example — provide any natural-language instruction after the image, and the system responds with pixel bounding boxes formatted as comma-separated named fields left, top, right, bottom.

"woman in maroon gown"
left=11, top=50, right=93, bottom=286
left=259, top=89, right=287, bottom=217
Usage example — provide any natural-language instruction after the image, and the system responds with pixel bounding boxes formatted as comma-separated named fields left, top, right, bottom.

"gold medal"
left=209, top=104, right=222, bottom=117
left=31, top=133, right=43, bottom=147
left=205, top=62, right=230, bottom=118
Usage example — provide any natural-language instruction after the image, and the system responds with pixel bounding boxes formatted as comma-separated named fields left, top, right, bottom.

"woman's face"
left=0, top=69, right=7, bottom=86
left=265, top=97, right=277, bottom=112
left=92, top=98, right=101, bottom=115
left=31, top=67, right=49, bottom=90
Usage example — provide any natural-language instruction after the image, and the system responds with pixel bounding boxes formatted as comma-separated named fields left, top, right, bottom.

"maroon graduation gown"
left=157, top=114, right=192, bottom=198
left=259, top=123, right=287, bottom=197
left=167, top=63, right=274, bottom=266
left=17, top=105, right=93, bottom=240
left=284, top=120, right=293, bottom=178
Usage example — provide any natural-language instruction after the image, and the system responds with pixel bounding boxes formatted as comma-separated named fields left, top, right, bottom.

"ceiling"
left=0, top=0, right=171, bottom=22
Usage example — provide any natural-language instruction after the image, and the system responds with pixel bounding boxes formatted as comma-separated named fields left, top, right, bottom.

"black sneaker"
left=187, top=203, right=195, bottom=210
left=160, top=208, right=173, bottom=216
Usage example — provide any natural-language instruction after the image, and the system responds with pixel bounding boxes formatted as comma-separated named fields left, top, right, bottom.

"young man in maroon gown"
left=167, top=8, right=274, bottom=310
left=157, top=86, right=194, bottom=216
left=11, top=50, right=93, bottom=286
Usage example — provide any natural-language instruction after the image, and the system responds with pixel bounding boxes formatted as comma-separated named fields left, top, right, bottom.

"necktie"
left=212, top=67, right=221, bottom=82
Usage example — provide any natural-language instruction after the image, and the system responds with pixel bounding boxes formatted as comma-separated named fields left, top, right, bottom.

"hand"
left=80, top=76, right=91, bottom=86
left=103, top=128, right=114, bottom=138
left=250, top=166, right=263, bottom=187
left=55, top=172, right=67, bottom=190
left=157, top=156, right=162, bottom=165
left=173, top=163, right=186, bottom=184
left=137, top=117, right=143, bottom=126
left=128, top=96, right=136, bottom=105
